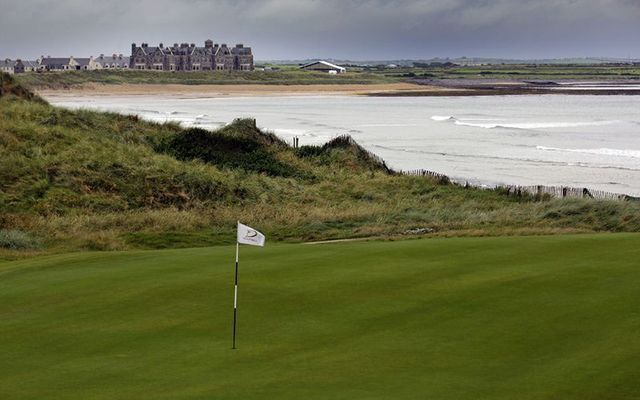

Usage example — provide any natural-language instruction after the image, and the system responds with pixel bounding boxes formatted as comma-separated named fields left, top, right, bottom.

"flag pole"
left=232, top=235, right=239, bottom=349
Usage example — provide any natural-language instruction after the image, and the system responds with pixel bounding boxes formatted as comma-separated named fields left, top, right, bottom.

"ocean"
left=47, top=94, right=640, bottom=195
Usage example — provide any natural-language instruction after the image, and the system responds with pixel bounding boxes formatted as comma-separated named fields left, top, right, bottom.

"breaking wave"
left=536, top=146, right=640, bottom=159
left=430, top=115, right=455, bottom=121
left=431, top=115, right=618, bottom=130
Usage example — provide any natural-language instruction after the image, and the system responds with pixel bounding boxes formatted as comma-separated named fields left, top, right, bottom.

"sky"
left=1, top=0, right=639, bottom=61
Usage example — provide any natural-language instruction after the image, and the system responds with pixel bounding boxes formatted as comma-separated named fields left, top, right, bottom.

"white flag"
left=237, top=222, right=265, bottom=247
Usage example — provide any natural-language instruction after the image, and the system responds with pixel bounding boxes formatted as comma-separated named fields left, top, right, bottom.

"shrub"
left=160, top=126, right=305, bottom=178
left=0, top=229, right=39, bottom=250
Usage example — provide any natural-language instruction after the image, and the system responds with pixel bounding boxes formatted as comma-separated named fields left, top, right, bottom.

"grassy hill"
left=1, top=235, right=639, bottom=399
left=1, top=72, right=640, bottom=258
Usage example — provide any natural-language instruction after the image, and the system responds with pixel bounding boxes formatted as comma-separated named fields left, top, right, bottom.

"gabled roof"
left=74, top=58, right=91, bottom=66
left=300, top=60, right=346, bottom=71
left=232, top=47, right=252, bottom=56
left=41, top=57, right=70, bottom=65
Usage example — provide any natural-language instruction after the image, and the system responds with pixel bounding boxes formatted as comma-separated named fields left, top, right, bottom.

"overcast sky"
left=1, top=0, right=639, bottom=60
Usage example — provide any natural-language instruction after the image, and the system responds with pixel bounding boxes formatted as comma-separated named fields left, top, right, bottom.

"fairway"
left=2, top=234, right=640, bottom=399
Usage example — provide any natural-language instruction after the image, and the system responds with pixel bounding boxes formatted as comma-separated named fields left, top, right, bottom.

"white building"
left=300, top=60, right=346, bottom=74
left=1, top=59, right=16, bottom=74
left=89, top=54, right=130, bottom=70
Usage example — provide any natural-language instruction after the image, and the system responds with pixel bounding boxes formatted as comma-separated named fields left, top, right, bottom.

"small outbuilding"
left=300, top=60, right=346, bottom=74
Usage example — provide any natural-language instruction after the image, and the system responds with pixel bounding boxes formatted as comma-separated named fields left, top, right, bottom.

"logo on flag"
left=237, top=222, right=265, bottom=247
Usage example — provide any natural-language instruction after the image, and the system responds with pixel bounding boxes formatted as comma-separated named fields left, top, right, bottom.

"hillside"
left=1, top=72, right=640, bottom=257
left=2, top=235, right=640, bottom=399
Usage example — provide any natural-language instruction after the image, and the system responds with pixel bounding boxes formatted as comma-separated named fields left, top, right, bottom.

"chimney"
left=174, top=43, right=179, bottom=48
left=112, top=53, right=117, bottom=59
left=190, top=43, right=195, bottom=47
left=131, top=43, right=136, bottom=52
left=205, top=39, right=213, bottom=48
left=236, top=44, right=243, bottom=48
left=100, top=54, right=104, bottom=59
left=159, top=43, right=163, bottom=48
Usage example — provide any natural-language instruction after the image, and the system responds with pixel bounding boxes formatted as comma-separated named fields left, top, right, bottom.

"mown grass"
left=1, top=234, right=640, bottom=399
left=2, top=72, right=640, bottom=258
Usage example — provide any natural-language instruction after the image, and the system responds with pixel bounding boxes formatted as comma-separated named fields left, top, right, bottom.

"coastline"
left=36, top=81, right=640, bottom=98
left=36, top=82, right=452, bottom=98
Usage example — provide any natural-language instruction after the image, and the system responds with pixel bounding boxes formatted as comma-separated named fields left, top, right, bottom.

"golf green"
left=2, top=234, right=640, bottom=399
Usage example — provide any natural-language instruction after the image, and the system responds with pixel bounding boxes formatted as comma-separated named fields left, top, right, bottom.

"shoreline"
left=36, top=82, right=451, bottom=98
left=36, top=81, right=640, bottom=98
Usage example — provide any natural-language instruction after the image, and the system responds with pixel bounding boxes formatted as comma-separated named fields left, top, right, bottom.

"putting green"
left=1, top=234, right=640, bottom=399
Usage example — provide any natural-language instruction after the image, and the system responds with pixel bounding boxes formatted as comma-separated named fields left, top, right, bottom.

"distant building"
left=300, top=61, right=346, bottom=74
left=38, top=56, right=90, bottom=71
left=22, top=60, right=39, bottom=72
left=89, top=54, right=130, bottom=70
left=130, top=40, right=253, bottom=71
left=1, top=59, right=16, bottom=74
left=1, top=59, right=28, bottom=74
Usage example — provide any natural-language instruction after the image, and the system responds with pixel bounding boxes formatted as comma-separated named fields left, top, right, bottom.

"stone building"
left=130, top=40, right=253, bottom=71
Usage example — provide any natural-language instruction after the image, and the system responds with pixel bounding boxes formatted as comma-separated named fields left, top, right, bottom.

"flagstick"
left=232, top=240, right=239, bottom=349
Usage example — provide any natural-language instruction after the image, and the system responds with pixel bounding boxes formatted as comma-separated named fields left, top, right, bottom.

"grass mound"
left=159, top=120, right=306, bottom=178
left=1, top=234, right=639, bottom=399
left=298, top=134, right=392, bottom=173
left=0, top=72, right=45, bottom=103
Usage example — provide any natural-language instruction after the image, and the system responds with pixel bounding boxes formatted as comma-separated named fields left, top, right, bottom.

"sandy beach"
left=37, top=81, right=640, bottom=98
left=37, top=82, right=452, bottom=98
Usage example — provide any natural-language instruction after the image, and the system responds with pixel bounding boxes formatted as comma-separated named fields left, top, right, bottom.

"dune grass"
left=1, top=234, right=640, bottom=399
left=2, top=73, right=640, bottom=258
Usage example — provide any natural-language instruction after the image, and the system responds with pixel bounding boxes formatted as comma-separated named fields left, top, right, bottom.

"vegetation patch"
left=158, top=122, right=308, bottom=179
left=0, top=229, right=39, bottom=250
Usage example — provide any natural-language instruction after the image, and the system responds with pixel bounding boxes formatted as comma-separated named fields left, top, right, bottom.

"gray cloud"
left=1, top=0, right=639, bottom=60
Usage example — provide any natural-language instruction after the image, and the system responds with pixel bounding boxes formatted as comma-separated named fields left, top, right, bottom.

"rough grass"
left=15, top=69, right=397, bottom=89
left=1, top=234, right=640, bottom=399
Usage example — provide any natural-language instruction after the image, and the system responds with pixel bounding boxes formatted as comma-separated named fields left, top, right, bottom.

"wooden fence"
left=400, top=169, right=636, bottom=201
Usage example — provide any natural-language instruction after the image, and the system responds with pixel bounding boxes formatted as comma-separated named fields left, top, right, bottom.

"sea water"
left=47, top=94, right=640, bottom=195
